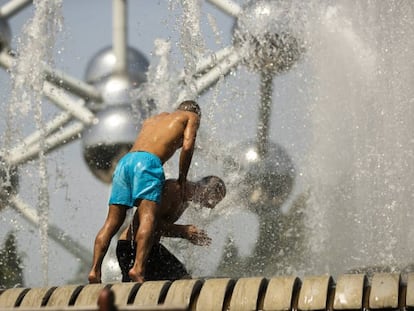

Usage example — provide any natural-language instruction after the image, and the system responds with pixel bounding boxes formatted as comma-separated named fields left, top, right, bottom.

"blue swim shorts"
left=109, top=151, right=165, bottom=207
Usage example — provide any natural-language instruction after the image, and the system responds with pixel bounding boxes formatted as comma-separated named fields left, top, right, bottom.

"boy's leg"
left=128, top=199, right=159, bottom=282
left=88, top=204, right=127, bottom=283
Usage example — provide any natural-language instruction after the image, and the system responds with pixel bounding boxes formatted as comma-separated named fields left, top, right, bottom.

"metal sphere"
left=90, top=73, right=141, bottom=110
left=84, top=46, right=149, bottom=85
left=0, top=157, right=19, bottom=209
left=233, top=0, right=305, bottom=75
left=223, top=140, right=295, bottom=208
left=0, top=18, right=11, bottom=51
left=82, top=104, right=148, bottom=184
left=84, top=46, right=150, bottom=112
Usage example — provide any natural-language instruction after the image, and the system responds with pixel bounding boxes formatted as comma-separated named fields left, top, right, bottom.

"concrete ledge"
left=0, top=273, right=412, bottom=311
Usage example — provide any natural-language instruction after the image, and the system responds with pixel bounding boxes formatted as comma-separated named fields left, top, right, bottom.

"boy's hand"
left=185, top=225, right=211, bottom=246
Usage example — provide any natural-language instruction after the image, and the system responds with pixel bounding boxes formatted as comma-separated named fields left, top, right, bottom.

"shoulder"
left=154, top=112, right=171, bottom=119
left=173, top=110, right=199, bottom=120
left=143, top=112, right=169, bottom=123
left=166, top=111, right=200, bottom=129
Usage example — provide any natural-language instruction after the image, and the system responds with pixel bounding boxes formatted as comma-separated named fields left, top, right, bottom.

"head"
left=193, top=175, right=226, bottom=209
left=177, top=100, right=201, bottom=118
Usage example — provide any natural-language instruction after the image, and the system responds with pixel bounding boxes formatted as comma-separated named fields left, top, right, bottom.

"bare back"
left=130, top=110, right=199, bottom=163
left=158, top=180, right=188, bottom=223
left=119, top=180, right=188, bottom=242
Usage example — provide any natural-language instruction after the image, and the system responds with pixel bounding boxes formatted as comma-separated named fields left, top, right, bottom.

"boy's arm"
left=159, top=222, right=211, bottom=246
left=159, top=222, right=187, bottom=238
left=178, top=114, right=199, bottom=184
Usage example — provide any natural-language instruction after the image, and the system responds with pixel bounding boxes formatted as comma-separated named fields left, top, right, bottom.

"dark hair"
left=199, top=175, right=226, bottom=198
left=177, top=100, right=201, bottom=118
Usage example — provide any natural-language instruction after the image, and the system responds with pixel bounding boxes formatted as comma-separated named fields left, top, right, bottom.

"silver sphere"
left=90, top=73, right=144, bottom=111
left=84, top=46, right=150, bottom=111
left=0, top=157, right=18, bottom=209
left=233, top=0, right=305, bottom=75
left=224, top=140, right=295, bottom=208
left=85, top=46, right=149, bottom=85
left=0, top=18, right=11, bottom=51
left=82, top=104, right=148, bottom=184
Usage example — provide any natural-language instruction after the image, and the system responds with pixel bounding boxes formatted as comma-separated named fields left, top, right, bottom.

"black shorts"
left=116, top=240, right=190, bottom=282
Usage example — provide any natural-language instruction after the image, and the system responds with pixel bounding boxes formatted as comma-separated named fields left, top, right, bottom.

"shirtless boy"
left=117, top=175, right=226, bottom=281
left=88, top=100, right=201, bottom=283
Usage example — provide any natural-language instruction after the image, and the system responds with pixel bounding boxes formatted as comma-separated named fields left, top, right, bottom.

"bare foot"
left=128, top=269, right=145, bottom=283
left=88, top=270, right=101, bottom=283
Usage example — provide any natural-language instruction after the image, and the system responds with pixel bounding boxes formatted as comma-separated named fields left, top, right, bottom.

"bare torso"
left=158, top=180, right=188, bottom=223
left=130, top=110, right=198, bottom=163
left=119, top=180, right=189, bottom=242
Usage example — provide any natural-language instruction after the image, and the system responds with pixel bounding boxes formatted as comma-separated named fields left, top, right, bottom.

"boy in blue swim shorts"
left=89, top=100, right=201, bottom=284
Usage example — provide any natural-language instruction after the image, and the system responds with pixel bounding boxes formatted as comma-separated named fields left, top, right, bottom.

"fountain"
left=0, top=0, right=414, bottom=309
left=301, top=1, right=414, bottom=276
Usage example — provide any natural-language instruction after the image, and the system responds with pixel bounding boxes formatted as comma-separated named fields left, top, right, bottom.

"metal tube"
left=179, top=46, right=234, bottom=79
left=10, top=195, right=92, bottom=265
left=43, top=65, right=103, bottom=103
left=206, top=0, right=241, bottom=17
left=112, top=0, right=127, bottom=75
left=0, top=73, right=96, bottom=164
left=8, top=111, right=72, bottom=157
left=0, top=0, right=32, bottom=19
left=43, top=82, right=97, bottom=125
left=256, top=72, right=273, bottom=157
left=8, top=121, right=85, bottom=166
left=194, top=49, right=243, bottom=91
left=1, top=50, right=103, bottom=102
left=177, top=47, right=243, bottom=102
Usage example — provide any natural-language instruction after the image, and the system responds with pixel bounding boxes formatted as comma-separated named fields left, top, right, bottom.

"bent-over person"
left=88, top=100, right=201, bottom=283
left=117, top=175, right=226, bottom=281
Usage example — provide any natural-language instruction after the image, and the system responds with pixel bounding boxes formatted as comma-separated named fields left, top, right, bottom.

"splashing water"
left=178, top=0, right=207, bottom=100
left=302, top=1, right=414, bottom=276
left=135, top=39, right=176, bottom=113
left=162, top=0, right=414, bottom=278
left=8, top=0, right=63, bottom=285
left=3, top=0, right=414, bottom=285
